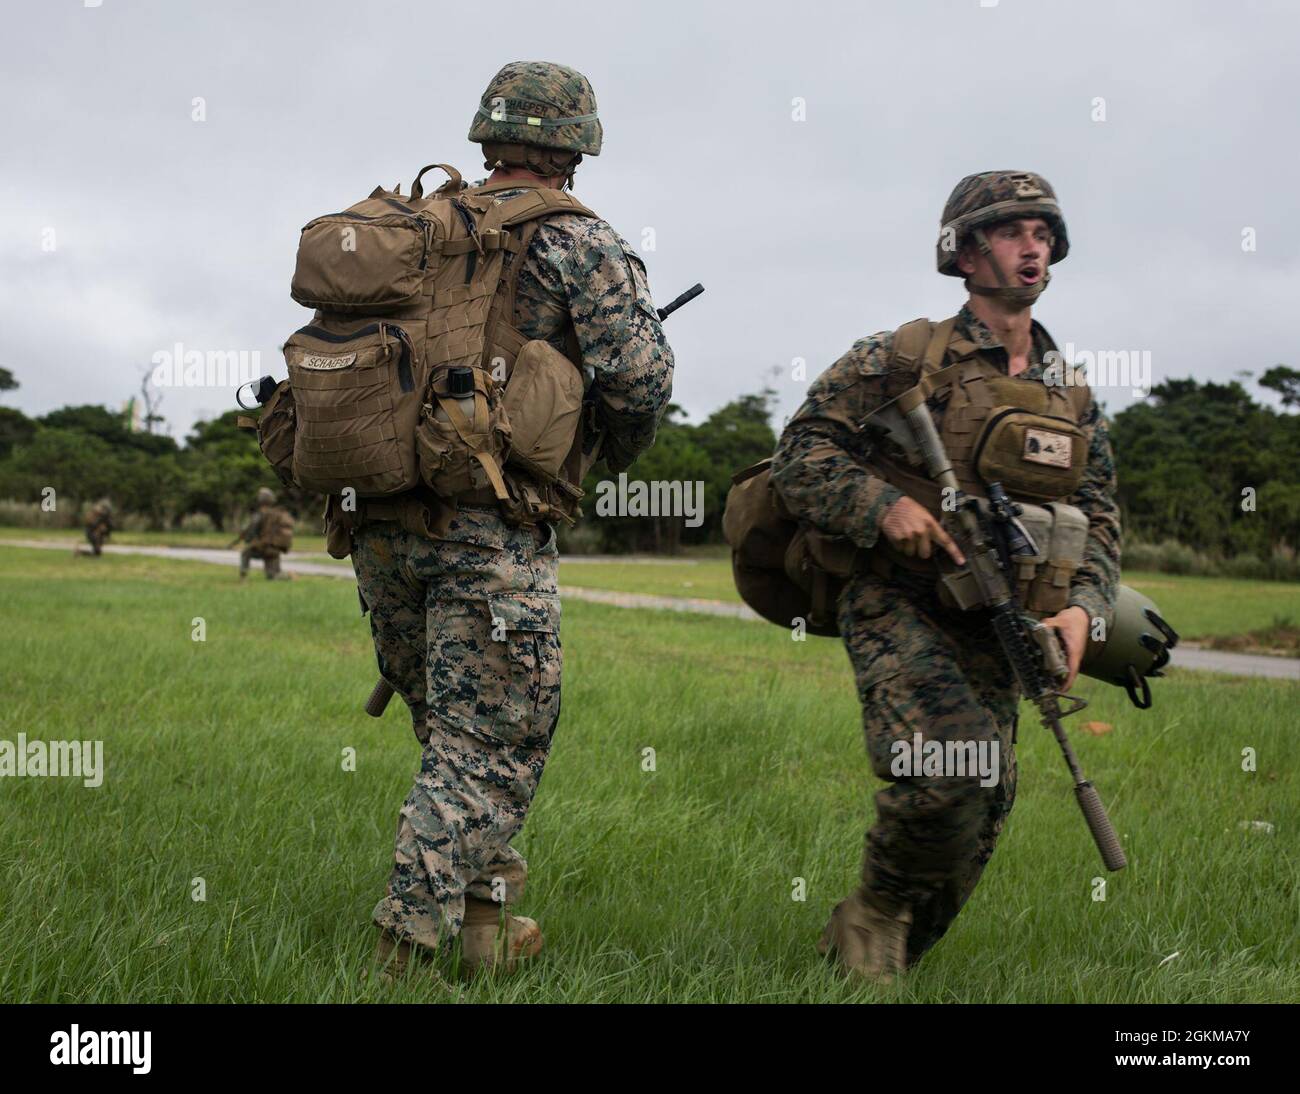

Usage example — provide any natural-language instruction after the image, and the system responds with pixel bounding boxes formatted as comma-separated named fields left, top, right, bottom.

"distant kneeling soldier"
left=83, top=498, right=114, bottom=556
left=234, top=487, right=295, bottom=580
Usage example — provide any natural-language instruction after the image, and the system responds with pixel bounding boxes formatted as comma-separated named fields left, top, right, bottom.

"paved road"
left=6, top=538, right=1296, bottom=680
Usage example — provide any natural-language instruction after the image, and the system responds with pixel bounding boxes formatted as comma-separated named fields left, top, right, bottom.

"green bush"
left=1124, top=538, right=1300, bottom=582
left=0, top=499, right=74, bottom=529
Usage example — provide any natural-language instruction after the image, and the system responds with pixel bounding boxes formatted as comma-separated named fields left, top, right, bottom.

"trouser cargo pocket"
left=485, top=593, right=562, bottom=747
left=428, top=593, right=561, bottom=749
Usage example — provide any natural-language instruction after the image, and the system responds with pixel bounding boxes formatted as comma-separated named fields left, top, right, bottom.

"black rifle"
left=657, top=283, right=705, bottom=321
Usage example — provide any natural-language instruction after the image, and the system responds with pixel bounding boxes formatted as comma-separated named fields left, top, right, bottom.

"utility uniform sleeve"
left=1065, top=400, right=1122, bottom=627
left=551, top=222, right=675, bottom=472
left=241, top=512, right=263, bottom=542
left=770, top=332, right=906, bottom=550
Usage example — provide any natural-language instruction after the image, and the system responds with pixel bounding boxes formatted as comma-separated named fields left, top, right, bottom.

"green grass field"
left=10, top=525, right=1296, bottom=641
left=1, top=546, right=1296, bottom=1003
left=558, top=558, right=1300, bottom=642
left=0, top=525, right=331, bottom=556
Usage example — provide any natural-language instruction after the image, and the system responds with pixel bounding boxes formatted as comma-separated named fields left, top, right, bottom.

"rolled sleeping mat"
left=1079, top=584, right=1179, bottom=709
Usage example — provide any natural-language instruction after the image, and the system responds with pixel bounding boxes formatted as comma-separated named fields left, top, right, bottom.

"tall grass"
left=0, top=547, right=1295, bottom=1002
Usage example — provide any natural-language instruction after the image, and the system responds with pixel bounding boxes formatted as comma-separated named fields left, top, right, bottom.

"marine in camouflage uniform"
left=237, top=487, right=288, bottom=580
left=770, top=171, right=1120, bottom=979
left=83, top=498, right=114, bottom=556
left=347, top=62, right=674, bottom=975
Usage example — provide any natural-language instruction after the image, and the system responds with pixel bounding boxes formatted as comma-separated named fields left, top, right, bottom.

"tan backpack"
left=259, top=506, right=295, bottom=552
left=250, top=163, right=598, bottom=521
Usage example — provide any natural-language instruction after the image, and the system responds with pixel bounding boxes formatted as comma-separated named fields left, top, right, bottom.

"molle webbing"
left=280, top=173, right=602, bottom=521
left=291, top=365, right=403, bottom=481
left=871, top=316, right=1092, bottom=514
left=431, top=185, right=595, bottom=377
left=419, top=184, right=597, bottom=520
left=875, top=317, right=985, bottom=507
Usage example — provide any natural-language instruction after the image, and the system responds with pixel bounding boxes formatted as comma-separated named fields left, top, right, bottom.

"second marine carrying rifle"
left=867, top=386, right=1128, bottom=872
left=364, top=282, right=706, bottom=722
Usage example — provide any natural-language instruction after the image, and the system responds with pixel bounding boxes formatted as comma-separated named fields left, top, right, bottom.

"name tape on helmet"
left=478, top=105, right=599, bottom=128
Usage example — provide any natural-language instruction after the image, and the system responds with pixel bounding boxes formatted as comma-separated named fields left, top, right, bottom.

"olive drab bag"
left=722, top=459, right=844, bottom=636
left=252, top=163, right=599, bottom=520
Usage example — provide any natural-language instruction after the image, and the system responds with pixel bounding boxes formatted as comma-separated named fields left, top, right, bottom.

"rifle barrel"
left=657, top=283, right=704, bottom=321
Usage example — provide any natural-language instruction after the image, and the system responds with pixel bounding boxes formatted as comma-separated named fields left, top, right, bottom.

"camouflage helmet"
left=256, top=487, right=275, bottom=506
left=937, top=172, right=1069, bottom=302
left=468, top=61, right=602, bottom=157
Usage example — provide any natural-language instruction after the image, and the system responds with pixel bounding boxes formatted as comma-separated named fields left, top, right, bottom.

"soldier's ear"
left=955, top=245, right=977, bottom=277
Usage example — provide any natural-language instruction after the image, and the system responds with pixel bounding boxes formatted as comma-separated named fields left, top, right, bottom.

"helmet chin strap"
left=965, top=226, right=1050, bottom=306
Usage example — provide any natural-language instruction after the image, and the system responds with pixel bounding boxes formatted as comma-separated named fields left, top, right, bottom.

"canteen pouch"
left=782, top=527, right=849, bottom=636
left=502, top=339, right=584, bottom=481
left=1025, top=502, right=1089, bottom=615
left=284, top=320, right=422, bottom=496
left=415, top=365, right=512, bottom=501
left=256, top=380, right=297, bottom=488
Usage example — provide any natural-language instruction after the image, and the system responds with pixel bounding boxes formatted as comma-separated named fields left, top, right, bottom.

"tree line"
left=1, top=364, right=1297, bottom=563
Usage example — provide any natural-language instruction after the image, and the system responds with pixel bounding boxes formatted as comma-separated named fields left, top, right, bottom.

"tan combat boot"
left=368, top=927, right=444, bottom=986
left=816, top=890, right=912, bottom=985
left=459, top=896, right=543, bottom=976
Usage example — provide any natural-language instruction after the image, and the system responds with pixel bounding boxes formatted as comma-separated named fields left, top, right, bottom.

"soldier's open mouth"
left=1018, top=266, right=1040, bottom=284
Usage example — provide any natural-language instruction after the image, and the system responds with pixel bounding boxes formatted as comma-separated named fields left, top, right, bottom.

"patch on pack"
left=1023, top=428, right=1072, bottom=467
left=299, top=353, right=356, bottom=371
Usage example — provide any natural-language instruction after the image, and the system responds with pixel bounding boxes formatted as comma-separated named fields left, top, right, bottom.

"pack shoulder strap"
left=1039, top=328, right=1094, bottom=422
left=885, top=314, right=1001, bottom=428
left=483, top=187, right=598, bottom=233
left=889, top=315, right=969, bottom=404
left=889, top=317, right=935, bottom=374
left=486, top=189, right=601, bottom=362
left=1065, top=380, right=1092, bottom=421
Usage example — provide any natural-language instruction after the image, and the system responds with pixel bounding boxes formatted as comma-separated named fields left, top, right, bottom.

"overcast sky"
left=3, top=0, right=1298, bottom=440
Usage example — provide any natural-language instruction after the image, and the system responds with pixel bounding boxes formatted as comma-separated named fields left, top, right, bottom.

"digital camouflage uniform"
left=352, top=63, right=675, bottom=954
left=238, top=506, right=285, bottom=579
left=84, top=500, right=113, bottom=556
left=773, top=295, right=1120, bottom=965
